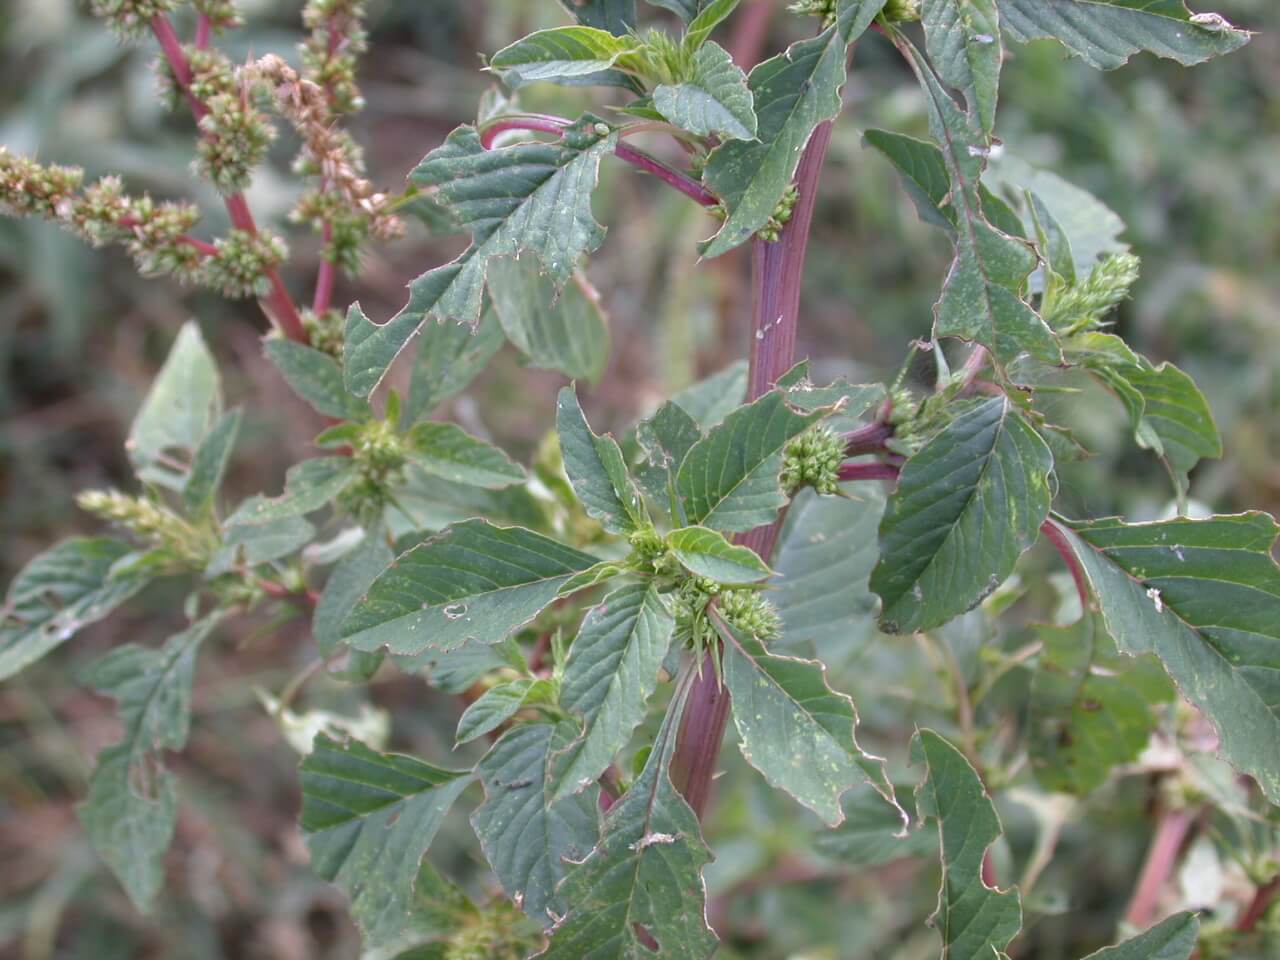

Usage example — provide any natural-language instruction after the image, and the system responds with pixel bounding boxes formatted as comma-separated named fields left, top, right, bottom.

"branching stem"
left=1040, top=518, right=1091, bottom=611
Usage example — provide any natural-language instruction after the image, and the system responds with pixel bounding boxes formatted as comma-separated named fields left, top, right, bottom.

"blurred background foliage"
left=0, top=1, right=1277, bottom=958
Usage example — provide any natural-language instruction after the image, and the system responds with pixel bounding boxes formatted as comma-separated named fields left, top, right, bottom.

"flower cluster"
left=781, top=425, right=844, bottom=495
left=302, top=0, right=370, bottom=114
left=194, top=0, right=242, bottom=31
left=786, top=0, right=839, bottom=27
left=672, top=576, right=781, bottom=650
left=90, top=0, right=182, bottom=37
left=204, top=229, right=289, bottom=298
left=758, top=183, right=800, bottom=243
left=1045, top=252, right=1142, bottom=335
left=77, top=489, right=216, bottom=571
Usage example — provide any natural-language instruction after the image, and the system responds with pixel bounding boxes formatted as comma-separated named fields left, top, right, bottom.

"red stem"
left=728, top=0, right=776, bottom=67
left=149, top=15, right=309, bottom=344
left=669, top=123, right=836, bottom=819
left=1238, top=876, right=1280, bottom=933
left=1040, top=518, right=1091, bottom=611
left=843, top=420, right=894, bottom=457
left=838, top=461, right=899, bottom=482
left=179, top=234, right=219, bottom=257
left=1125, top=806, right=1194, bottom=929
left=194, top=13, right=212, bottom=50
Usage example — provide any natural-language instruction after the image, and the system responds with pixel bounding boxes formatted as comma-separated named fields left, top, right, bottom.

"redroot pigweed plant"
left=0, top=1, right=1275, bottom=957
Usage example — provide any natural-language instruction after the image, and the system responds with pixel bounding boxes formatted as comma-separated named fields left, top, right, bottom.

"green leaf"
left=405, top=308, right=505, bottom=423
left=683, top=0, right=742, bottom=49
left=1027, top=189, right=1077, bottom=286
left=872, top=397, right=1053, bottom=633
left=456, top=678, right=548, bottom=744
left=0, top=538, right=149, bottom=681
left=128, top=321, right=222, bottom=491
left=344, top=117, right=617, bottom=397
left=996, top=0, right=1249, bottom=70
left=815, top=786, right=934, bottom=866
left=389, top=470, right=551, bottom=537
left=489, top=26, right=643, bottom=87
left=225, top=457, right=357, bottom=526
left=634, top=400, right=703, bottom=508
left=672, top=360, right=748, bottom=427
left=208, top=515, right=314, bottom=573
left=300, top=734, right=472, bottom=953
left=412, top=636, right=525, bottom=695
left=864, top=128, right=955, bottom=232
left=654, top=41, right=757, bottom=142
left=558, top=0, right=637, bottom=34
left=342, top=520, right=600, bottom=656
left=473, top=721, right=601, bottom=920
left=264, top=339, right=369, bottom=420
left=666, top=526, right=772, bottom=583
left=539, top=684, right=717, bottom=958
left=721, top=621, right=899, bottom=827
left=405, top=421, right=526, bottom=489
left=489, top=257, right=610, bottom=384
left=313, top=529, right=395, bottom=658
left=1029, top=614, right=1173, bottom=795
left=556, top=386, right=648, bottom=535
left=675, top=390, right=828, bottom=532
left=773, top=484, right=884, bottom=661
left=646, top=0, right=702, bottom=23
left=896, top=37, right=1061, bottom=365
left=700, top=0, right=887, bottom=257
left=183, top=409, right=242, bottom=514
left=553, top=582, right=676, bottom=798
left=78, top=615, right=217, bottom=911
left=912, top=730, right=1022, bottom=960
left=921, top=0, right=1003, bottom=135
left=1057, top=512, right=1280, bottom=804
left=1082, top=912, right=1199, bottom=960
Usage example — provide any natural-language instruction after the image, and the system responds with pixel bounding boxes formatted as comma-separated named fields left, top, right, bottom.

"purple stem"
left=838, top=462, right=899, bottom=482
left=843, top=420, right=894, bottom=457
left=669, top=122, right=836, bottom=819
left=1040, top=518, right=1091, bottom=611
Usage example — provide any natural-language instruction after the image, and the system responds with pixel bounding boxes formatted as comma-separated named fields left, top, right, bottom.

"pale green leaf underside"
left=872, top=397, right=1053, bottom=634
left=997, top=0, right=1249, bottom=71
left=912, top=729, right=1022, bottom=960
left=344, top=118, right=616, bottom=397
left=342, top=519, right=599, bottom=656
left=722, top=623, right=900, bottom=828
left=300, top=734, right=471, bottom=952
left=554, top=582, right=675, bottom=798
left=557, top=386, right=647, bottom=534
left=654, top=42, right=757, bottom=142
left=488, top=26, right=642, bottom=86
left=700, top=0, right=887, bottom=257
left=539, top=685, right=716, bottom=958
left=225, top=457, right=356, bottom=527
left=473, top=721, right=601, bottom=921
left=488, top=257, right=610, bottom=384
left=313, top=529, right=396, bottom=658
left=1082, top=912, right=1199, bottom=960
left=675, top=390, right=827, bottom=532
left=0, top=538, right=148, bottom=681
left=406, top=421, right=526, bottom=489
left=405, top=308, right=505, bottom=422
left=667, top=526, right=773, bottom=583
left=1059, top=513, right=1280, bottom=804
left=78, top=616, right=217, bottom=911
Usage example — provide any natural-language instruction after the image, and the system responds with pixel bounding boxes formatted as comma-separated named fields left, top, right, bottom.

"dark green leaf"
left=671, top=360, right=748, bottom=427
left=1058, top=512, right=1280, bottom=804
left=342, top=520, right=599, bottom=657
left=314, top=530, right=395, bottom=658
left=78, top=615, right=217, bottom=911
left=473, top=721, right=600, bottom=920
left=864, top=128, right=955, bottom=232
left=556, top=386, right=647, bottom=535
left=264, top=339, right=369, bottom=420
left=405, top=421, right=526, bottom=489
left=815, top=786, right=933, bottom=866
left=0, top=538, right=148, bottom=681
left=183, top=408, right=242, bottom=513
left=997, top=0, right=1249, bottom=70
left=225, top=457, right=357, bottom=526
left=300, top=735, right=472, bottom=952
left=922, top=0, right=1002, bottom=135
left=912, top=729, right=1022, bottom=960
left=654, top=42, right=756, bottom=141
left=872, top=397, right=1053, bottom=633
left=559, top=0, right=637, bottom=34
left=405, top=309, right=505, bottom=423
left=456, top=678, right=547, bottom=745
left=1082, top=912, right=1199, bottom=960
left=554, top=582, right=675, bottom=798
left=683, top=0, right=742, bottom=50
left=634, top=400, right=703, bottom=507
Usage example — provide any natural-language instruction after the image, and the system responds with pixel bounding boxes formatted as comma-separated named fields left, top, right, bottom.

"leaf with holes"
left=344, top=117, right=616, bottom=397
left=872, top=397, right=1053, bottom=634
left=300, top=734, right=472, bottom=953
left=342, top=520, right=599, bottom=657
left=912, top=728, right=1022, bottom=960
left=1055, top=513, right=1280, bottom=804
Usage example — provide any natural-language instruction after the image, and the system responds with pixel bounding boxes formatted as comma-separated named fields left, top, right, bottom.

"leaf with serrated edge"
left=473, top=721, right=600, bottom=920
left=1056, top=513, right=1280, bottom=804
left=720, top=619, right=901, bottom=827
left=997, top=0, right=1248, bottom=71
left=405, top=421, right=526, bottom=489
left=0, top=538, right=150, bottom=681
left=896, top=37, right=1061, bottom=365
left=922, top=0, right=1002, bottom=135
left=225, top=457, right=357, bottom=527
left=489, top=26, right=643, bottom=87
left=553, top=583, right=675, bottom=799
left=666, top=526, right=772, bottom=583
left=675, top=390, right=829, bottom=532
left=128, top=321, right=222, bottom=491
left=1081, top=912, right=1199, bottom=960
left=1029, top=613, right=1173, bottom=795
left=815, top=785, right=934, bottom=866
left=488, top=257, right=610, bottom=384
left=456, top=678, right=542, bottom=744
left=264, top=339, right=369, bottom=420
left=342, top=520, right=599, bottom=657
left=655, top=42, right=756, bottom=141
left=865, top=128, right=956, bottom=232
left=78, top=615, right=218, bottom=911
left=700, top=0, right=887, bottom=257
left=300, top=734, right=472, bottom=952
left=635, top=400, right=703, bottom=507
left=912, top=729, right=1022, bottom=960
left=183, top=409, right=242, bottom=513
left=405, top=308, right=505, bottom=422
left=556, top=386, right=647, bottom=535
left=538, top=675, right=717, bottom=958
left=344, top=117, right=616, bottom=397
left=872, top=397, right=1053, bottom=634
